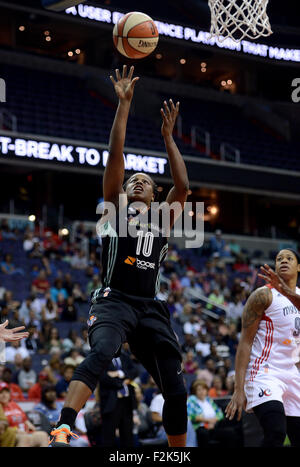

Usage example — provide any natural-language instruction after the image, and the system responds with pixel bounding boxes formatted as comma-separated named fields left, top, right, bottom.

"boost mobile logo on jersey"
left=124, top=256, right=155, bottom=270
left=258, top=388, right=272, bottom=397
left=124, top=256, right=136, bottom=265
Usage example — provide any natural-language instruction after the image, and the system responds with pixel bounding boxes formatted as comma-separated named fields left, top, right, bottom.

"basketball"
left=113, top=11, right=159, bottom=59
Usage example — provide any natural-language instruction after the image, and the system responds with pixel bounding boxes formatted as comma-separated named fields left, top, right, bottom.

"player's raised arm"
left=225, top=286, right=272, bottom=421
left=103, top=65, right=139, bottom=206
left=160, top=99, right=189, bottom=227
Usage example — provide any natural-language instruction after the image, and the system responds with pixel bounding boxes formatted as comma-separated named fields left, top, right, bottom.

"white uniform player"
left=245, top=285, right=300, bottom=414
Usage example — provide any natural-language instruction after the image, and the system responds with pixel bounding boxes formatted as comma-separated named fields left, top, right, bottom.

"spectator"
left=24, top=323, right=44, bottom=355
left=176, top=303, right=193, bottom=325
left=41, top=298, right=58, bottom=323
left=32, top=270, right=50, bottom=295
left=64, top=349, right=85, bottom=367
left=180, top=270, right=196, bottom=289
left=26, top=310, right=41, bottom=331
left=149, top=392, right=168, bottom=443
left=0, top=367, right=24, bottom=402
left=34, top=384, right=63, bottom=428
left=8, top=310, right=25, bottom=330
left=62, top=329, right=83, bottom=354
left=28, top=242, right=44, bottom=259
left=71, top=283, right=86, bottom=303
left=195, top=334, right=212, bottom=360
left=188, top=379, right=238, bottom=447
left=195, top=359, right=215, bottom=388
left=227, top=294, right=244, bottom=323
left=209, top=230, right=232, bottom=258
left=50, top=279, right=68, bottom=303
left=0, top=382, right=48, bottom=446
left=18, top=296, right=35, bottom=324
left=55, top=364, right=75, bottom=398
left=187, top=380, right=224, bottom=447
left=62, top=273, right=74, bottom=296
left=70, top=250, right=88, bottom=270
left=56, top=293, right=66, bottom=317
left=86, top=274, right=102, bottom=297
left=183, top=351, right=199, bottom=375
left=5, top=340, right=30, bottom=364
left=44, top=327, right=63, bottom=355
left=206, top=287, right=225, bottom=311
left=208, top=375, right=228, bottom=398
left=155, top=283, right=169, bottom=301
left=80, top=327, right=91, bottom=356
left=0, top=254, right=24, bottom=276
left=27, top=371, right=50, bottom=401
left=133, top=384, right=157, bottom=442
left=60, top=296, right=78, bottom=322
left=169, top=273, right=182, bottom=292
left=17, top=357, right=37, bottom=393
left=0, top=290, right=20, bottom=313
left=23, top=231, right=38, bottom=253
left=225, top=372, right=235, bottom=396
left=183, top=314, right=202, bottom=337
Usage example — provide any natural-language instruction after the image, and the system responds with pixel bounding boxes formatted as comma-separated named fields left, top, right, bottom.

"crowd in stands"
left=0, top=217, right=287, bottom=447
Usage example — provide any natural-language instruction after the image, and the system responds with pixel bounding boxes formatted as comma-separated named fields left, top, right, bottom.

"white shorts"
left=245, top=365, right=300, bottom=416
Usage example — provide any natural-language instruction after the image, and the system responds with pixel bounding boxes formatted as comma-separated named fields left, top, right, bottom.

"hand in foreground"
left=161, top=99, right=180, bottom=138
left=0, top=320, right=29, bottom=342
left=258, top=263, right=289, bottom=295
left=110, top=65, right=139, bottom=102
left=225, top=390, right=247, bottom=422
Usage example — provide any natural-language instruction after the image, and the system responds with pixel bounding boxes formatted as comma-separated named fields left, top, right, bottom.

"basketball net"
left=208, top=0, right=273, bottom=42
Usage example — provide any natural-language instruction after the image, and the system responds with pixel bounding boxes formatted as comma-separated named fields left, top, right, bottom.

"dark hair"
left=41, top=384, right=57, bottom=405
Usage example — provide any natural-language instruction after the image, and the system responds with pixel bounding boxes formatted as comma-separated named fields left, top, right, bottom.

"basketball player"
left=225, top=249, right=300, bottom=447
left=49, top=65, right=189, bottom=447
left=0, top=320, right=28, bottom=342
left=258, top=255, right=300, bottom=310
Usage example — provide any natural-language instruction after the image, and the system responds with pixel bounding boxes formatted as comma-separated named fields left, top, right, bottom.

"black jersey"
left=99, top=204, right=168, bottom=298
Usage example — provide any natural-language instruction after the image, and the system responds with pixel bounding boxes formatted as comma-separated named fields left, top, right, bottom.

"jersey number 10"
left=136, top=231, right=154, bottom=257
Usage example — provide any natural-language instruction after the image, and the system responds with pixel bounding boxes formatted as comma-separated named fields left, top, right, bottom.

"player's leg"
left=49, top=325, right=123, bottom=447
left=253, top=400, right=287, bottom=447
left=131, top=342, right=187, bottom=447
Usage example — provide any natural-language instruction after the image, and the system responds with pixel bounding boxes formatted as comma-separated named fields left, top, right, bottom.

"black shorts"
left=87, top=287, right=182, bottom=361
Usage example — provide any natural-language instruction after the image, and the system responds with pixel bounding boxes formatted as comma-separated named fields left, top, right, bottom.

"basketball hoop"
left=208, top=0, right=273, bottom=42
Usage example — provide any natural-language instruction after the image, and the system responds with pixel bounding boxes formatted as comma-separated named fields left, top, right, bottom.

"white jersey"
left=247, top=286, right=300, bottom=379
left=245, top=285, right=300, bottom=414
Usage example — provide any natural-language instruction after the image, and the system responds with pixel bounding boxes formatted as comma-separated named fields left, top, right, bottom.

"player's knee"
left=255, top=402, right=287, bottom=447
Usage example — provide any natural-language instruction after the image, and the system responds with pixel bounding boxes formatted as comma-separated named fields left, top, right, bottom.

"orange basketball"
left=113, top=11, right=159, bottom=59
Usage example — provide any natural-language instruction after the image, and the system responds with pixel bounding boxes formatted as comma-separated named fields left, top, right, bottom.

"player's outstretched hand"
left=258, top=263, right=289, bottom=295
left=0, top=320, right=29, bottom=342
left=161, top=99, right=180, bottom=138
left=225, top=390, right=246, bottom=422
left=110, top=65, right=139, bottom=102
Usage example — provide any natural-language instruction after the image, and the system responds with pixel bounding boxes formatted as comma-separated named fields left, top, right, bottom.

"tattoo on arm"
left=242, top=287, right=272, bottom=329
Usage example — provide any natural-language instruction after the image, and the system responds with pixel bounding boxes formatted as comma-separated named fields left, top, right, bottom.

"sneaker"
left=48, top=425, right=79, bottom=447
